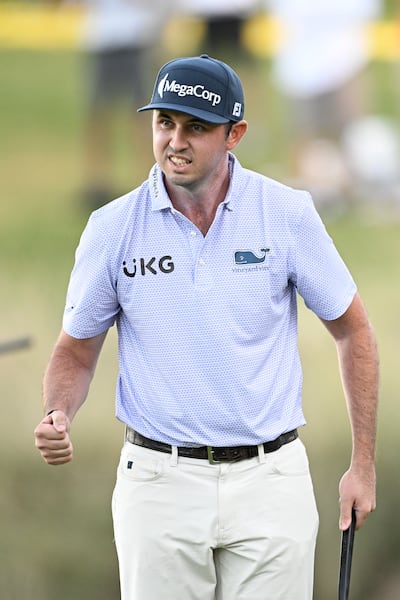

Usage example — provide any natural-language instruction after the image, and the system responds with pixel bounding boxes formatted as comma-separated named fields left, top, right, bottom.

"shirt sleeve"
left=63, top=214, right=121, bottom=338
left=289, top=193, right=357, bottom=320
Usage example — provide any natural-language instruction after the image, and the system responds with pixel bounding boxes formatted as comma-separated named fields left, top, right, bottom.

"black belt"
left=125, top=427, right=298, bottom=464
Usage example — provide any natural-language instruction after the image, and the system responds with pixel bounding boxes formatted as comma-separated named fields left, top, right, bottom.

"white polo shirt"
left=63, top=154, right=356, bottom=446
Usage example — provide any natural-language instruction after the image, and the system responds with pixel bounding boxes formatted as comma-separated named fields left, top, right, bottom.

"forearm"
left=336, top=319, right=379, bottom=465
left=36, top=331, right=106, bottom=465
left=43, top=347, right=93, bottom=421
left=321, top=293, right=379, bottom=527
left=42, top=329, right=106, bottom=421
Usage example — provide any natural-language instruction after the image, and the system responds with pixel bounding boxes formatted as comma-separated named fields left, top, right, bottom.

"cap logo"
left=157, top=72, right=222, bottom=107
left=157, top=73, right=169, bottom=98
left=232, top=102, right=242, bottom=117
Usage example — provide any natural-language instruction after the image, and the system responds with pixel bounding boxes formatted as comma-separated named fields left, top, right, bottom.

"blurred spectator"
left=342, top=114, right=400, bottom=205
left=176, top=0, right=260, bottom=62
left=264, top=0, right=383, bottom=211
left=70, top=0, right=170, bottom=209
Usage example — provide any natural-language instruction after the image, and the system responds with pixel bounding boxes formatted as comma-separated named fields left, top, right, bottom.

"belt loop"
left=257, top=443, right=266, bottom=463
left=170, top=445, right=178, bottom=467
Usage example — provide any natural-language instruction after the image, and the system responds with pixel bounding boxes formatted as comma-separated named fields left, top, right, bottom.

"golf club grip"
left=338, top=508, right=356, bottom=600
left=0, top=336, right=31, bottom=355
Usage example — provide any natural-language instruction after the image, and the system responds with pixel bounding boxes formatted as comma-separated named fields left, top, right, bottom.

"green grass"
left=1, top=47, right=399, bottom=599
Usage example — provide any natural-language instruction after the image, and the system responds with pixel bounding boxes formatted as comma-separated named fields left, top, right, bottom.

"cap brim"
left=137, top=102, right=230, bottom=124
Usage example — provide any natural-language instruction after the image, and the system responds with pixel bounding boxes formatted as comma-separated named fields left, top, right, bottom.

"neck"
left=165, top=162, right=231, bottom=236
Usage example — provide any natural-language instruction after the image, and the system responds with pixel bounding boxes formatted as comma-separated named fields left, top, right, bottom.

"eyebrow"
left=156, top=111, right=210, bottom=126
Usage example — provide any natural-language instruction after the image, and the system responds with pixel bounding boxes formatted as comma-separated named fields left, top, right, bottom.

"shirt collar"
left=223, top=153, right=237, bottom=211
left=149, top=163, right=172, bottom=211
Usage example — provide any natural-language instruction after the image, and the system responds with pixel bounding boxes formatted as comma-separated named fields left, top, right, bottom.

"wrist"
left=350, top=458, right=376, bottom=472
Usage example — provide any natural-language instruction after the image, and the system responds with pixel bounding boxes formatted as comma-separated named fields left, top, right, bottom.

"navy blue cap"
left=138, top=54, right=244, bottom=124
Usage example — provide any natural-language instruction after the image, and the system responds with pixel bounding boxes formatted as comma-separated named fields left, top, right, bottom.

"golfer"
left=35, top=55, right=378, bottom=599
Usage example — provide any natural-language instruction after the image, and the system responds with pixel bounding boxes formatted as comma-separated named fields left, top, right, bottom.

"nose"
left=169, top=125, right=188, bottom=152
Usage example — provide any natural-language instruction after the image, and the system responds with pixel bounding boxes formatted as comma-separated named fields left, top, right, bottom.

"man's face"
left=152, top=110, right=233, bottom=193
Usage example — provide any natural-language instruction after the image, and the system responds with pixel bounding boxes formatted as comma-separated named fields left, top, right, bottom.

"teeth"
left=170, top=156, right=189, bottom=166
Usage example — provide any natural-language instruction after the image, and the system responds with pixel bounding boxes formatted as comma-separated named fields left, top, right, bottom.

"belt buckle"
left=207, top=446, right=220, bottom=465
left=207, top=446, right=243, bottom=464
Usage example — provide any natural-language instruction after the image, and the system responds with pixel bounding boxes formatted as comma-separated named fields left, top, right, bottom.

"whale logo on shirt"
left=234, top=248, right=270, bottom=265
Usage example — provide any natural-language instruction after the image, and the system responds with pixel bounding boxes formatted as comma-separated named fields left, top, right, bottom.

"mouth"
left=168, top=155, right=191, bottom=168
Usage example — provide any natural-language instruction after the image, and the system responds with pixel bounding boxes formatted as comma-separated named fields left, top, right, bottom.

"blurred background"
left=0, top=1, right=399, bottom=598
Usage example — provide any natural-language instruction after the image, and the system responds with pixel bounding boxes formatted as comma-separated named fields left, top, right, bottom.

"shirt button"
left=199, top=258, right=205, bottom=266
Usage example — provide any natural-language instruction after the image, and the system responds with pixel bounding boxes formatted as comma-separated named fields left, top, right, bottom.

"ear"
left=226, top=120, right=248, bottom=150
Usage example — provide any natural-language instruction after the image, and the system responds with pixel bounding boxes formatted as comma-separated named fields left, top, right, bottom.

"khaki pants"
left=112, top=438, right=319, bottom=599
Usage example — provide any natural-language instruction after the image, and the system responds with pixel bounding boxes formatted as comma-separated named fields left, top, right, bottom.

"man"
left=264, top=0, right=382, bottom=208
left=176, top=0, right=260, bottom=61
left=34, top=54, right=378, bottom=599
left=71, top=0, right=170, bottom=208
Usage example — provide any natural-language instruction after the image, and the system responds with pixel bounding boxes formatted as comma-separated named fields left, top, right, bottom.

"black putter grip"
left=338, top=508, right=357, bottom=600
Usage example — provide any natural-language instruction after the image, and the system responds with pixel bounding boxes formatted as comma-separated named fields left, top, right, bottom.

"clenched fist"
left=34, top=410, right=73, bottom=465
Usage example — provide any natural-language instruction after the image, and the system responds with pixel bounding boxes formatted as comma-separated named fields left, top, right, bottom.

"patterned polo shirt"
left=63, top=154, right=356, bottom=446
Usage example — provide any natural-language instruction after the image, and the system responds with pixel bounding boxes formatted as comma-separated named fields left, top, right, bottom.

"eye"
left=156, top=115, right=173, bottom=129
left=191, top=123, right=206, bottom=133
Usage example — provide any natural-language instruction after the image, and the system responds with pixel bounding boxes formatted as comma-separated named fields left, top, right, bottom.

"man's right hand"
left=34, top=410, right=73, bottom=465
